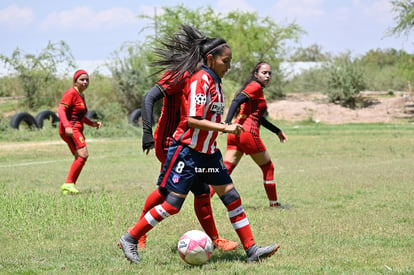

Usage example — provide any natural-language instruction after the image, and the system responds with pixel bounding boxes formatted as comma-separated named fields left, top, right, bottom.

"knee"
left=219, top=188, right=240, bottom=206
left=165, top=192, right=185, bottom=214
left=78, top=151, right=89, bottom=160
left=260, top=161, right=274, bottom=176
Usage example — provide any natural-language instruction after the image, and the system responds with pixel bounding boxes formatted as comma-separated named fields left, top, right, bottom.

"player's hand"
left=95, top=121, right=102, bottom=129
left=223, top=123, right=245, bottom=136
left=277, top=131, right=288, bottom=143
left=65, top=127, right=73, bottom=137
left=142, top=132, right=155, bottom=154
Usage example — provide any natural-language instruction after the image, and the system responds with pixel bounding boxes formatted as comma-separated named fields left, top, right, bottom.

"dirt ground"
left=267, top=91, right=414, bottom=124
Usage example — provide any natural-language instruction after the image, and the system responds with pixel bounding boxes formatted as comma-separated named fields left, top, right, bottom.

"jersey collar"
left=202, top=65, right=221, bottom=83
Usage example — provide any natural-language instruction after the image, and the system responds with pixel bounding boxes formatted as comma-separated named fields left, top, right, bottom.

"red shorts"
left=226, top=131, right=266, bottom=155
left=60, top=128, right=86, bottom=155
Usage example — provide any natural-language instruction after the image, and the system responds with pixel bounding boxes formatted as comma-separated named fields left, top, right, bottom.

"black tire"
left=10, top=112, right=38, bottom=129
left=86, top=110, right=103, bottom=120
left=35, top=110, right=60, bottom=128
left=128, top=108, right=141, bottom=127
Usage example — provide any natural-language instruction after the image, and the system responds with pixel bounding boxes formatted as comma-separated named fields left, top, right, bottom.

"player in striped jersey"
left=118, top=25, right=280, bottom=264
left=137, top=70, right=238, bottom=251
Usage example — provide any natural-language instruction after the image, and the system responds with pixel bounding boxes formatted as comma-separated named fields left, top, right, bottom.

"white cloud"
left=40, top=6, right=138, bottom=31
left=0, top=5, right=35, bottom=28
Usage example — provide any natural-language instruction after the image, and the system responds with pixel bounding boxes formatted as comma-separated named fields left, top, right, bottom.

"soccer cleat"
left=269, top=201, right=281, bottom=207
left=60, top=183, right=79, bottom=194
left=138, top=234, right=147, bottom=250
left=118, top=233, right=140, bottom=264
left=246, top=243, right=280, bottom=263
left=213, top=236, right=239, bottom=251
left=270, top=202, right=292, bottom=209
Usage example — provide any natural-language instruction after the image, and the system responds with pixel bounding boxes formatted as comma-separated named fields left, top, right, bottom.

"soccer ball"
left=177, top=230, right=214, bottom=265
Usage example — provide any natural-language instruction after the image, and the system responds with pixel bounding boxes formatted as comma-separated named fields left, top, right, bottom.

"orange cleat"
left=213, top=236, right=239, bottom=251
left=138, top=234, right=147, bottom=250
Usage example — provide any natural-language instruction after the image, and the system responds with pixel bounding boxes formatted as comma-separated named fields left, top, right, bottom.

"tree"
left=107, top=42, right=157, bottom=113
left=139, top=5, right=304, bottom=99
left=289, top=44, right=331, bottom=62
left=388, top=0, right=414, bottom=37
left=0, top=41, right=76, bottom=109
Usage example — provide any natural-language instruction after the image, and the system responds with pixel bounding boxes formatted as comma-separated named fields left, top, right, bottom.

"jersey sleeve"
left=242, top=82, right=262, bottom=101
left=60, top=89, right=74, bottom=107
left=187, top=73, right=208, bottom=117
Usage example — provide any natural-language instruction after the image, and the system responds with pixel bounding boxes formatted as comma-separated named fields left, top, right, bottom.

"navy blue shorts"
left=157, top=141, right=232, bottom=195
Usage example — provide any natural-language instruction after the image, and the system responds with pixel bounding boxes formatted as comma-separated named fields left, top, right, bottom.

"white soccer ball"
left=177, top=230, right=214, bottom=265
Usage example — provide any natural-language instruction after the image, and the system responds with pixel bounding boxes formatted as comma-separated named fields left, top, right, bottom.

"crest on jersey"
left=194, top=93, right=206, bottom=105
left=210, top=102, right=225, bottom=114
left=172, top=173, right=180, bottom=183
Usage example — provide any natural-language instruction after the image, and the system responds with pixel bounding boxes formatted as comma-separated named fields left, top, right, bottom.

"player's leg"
left=213, top=184, right=280, bottom=262
left=118, top=142, right=193, bottom=263
left=207, top=151, right=279, bottom=262
left=250, top=150, right=279, bottom=207
left=223, top=149, right=243, bottom=175
left=136, top=186, right=168, bottom=249
left=119, top=191, right=186, bottom=264
left=223, top=133, right=244, bottom=175
left=192, top=181, right=238, bottom=251
left=60, top=132, right=88, bottom=194
left=211, top=146, right=242, bottom=197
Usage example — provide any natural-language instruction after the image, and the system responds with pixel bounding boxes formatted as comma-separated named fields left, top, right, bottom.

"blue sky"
left=0, top=0, right=412, bottom=73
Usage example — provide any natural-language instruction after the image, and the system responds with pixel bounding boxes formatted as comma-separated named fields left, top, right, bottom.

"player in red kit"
left=223, top=62, right=288, bottom=206
left=57, top=70, right=102, bottom=194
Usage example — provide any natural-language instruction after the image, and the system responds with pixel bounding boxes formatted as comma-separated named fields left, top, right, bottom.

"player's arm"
left=57, top=103, right=73, bottom=136
left=260, top=116, right=288, bottom=143
left=141, top=85, right=164, bottom=152
left=187, top=116, right=244, bottom=136
left=83, top=116, right=101, bottom=129
left=224, top=92, right=249, bottom=124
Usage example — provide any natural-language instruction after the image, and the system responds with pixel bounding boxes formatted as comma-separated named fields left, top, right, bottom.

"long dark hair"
left=152, top=25, right=229, bottom=83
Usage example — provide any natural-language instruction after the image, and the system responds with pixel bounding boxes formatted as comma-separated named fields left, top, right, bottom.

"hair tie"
left=204, top=43, right=228, bottom=57
left=73, top=69, right=88, bottom=82
left=255, top=62, right=267, bottom=71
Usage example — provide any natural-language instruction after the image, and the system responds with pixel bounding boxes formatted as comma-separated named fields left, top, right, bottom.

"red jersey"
left=59, top=87, right=88, bottom=133
left=153, top=72, right=189, bottom=163
left=234, top=81, right=267, bottom=135
left=174, top=68, right=225, bottom=154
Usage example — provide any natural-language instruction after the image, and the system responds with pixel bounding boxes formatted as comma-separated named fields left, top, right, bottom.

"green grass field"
left=0, top=123, right=413, bottom=274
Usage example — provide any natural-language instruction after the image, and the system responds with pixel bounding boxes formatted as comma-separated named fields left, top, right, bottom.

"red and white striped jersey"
left=174, top=67, right=225, bottom=154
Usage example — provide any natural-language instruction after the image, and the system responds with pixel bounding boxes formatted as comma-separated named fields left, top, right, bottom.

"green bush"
left=324, top=54, right=367, bottom=108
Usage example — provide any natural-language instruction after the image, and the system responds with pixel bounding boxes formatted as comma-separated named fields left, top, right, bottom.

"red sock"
left=226, top=197, right=255, bottom=250
left=194, top=193, right=218, bottom=240
left=138, top=188, right=166, bottom=221
left=66, top=156, right=86, bottom=184
left=129, top=201, right=179, bottom=240
left=224, top=161, right=236, bottom=175
left=260, top=161, right=278, bottom=204
left=209, top=184, right=216, bottom=197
